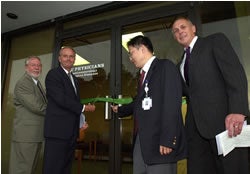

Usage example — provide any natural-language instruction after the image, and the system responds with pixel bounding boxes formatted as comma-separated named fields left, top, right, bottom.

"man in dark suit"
left=172, top=16, right=249, bottom=174
left=111, top=35, right=187, bottom=174
left=9, top=56, right=47, bottom=174
left=43, top=46, right=95, bottom=174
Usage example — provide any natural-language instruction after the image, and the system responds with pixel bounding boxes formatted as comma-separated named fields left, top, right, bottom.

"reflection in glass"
left=63, top=31, right=111, bottom=173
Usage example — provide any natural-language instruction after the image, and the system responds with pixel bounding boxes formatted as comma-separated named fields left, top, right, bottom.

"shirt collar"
left=186, top=36, right=198, bottom=52
left=141, top=56, right=156, bottom=73
left=61, top=65, right=72, bottom=75
left=32, top=78, right=38, bottom=85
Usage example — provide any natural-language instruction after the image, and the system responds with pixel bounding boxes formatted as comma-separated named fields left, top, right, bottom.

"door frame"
left=53, top=2, right=199, bottom=174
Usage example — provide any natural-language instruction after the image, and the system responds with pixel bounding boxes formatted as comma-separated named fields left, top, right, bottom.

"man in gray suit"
left=9, top=56, right=47, bottom=174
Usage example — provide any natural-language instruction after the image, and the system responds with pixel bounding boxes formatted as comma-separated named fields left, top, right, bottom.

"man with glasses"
left=9, top=56, right=47, bottom=174
left=112, top=35, right=187, bottom=174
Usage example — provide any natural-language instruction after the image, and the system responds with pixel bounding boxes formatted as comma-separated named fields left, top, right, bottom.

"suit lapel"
left=24, top=73, right=47, bottom=104
left=189, top=38, right=203, bottom=66
left=72, top=74, right=80, bottom=97
left=58, top=66, right=78, bottom=97
left=183, top=37, right=203, bottom=89
left=138, top=58, right=158, bottom=99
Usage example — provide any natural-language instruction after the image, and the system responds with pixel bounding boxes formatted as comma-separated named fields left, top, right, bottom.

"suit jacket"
left=12, top=72, right=47, bottom=142
left=118, top=58, right=187, bottom=164
left=180, top=33, right=249, bottom=139
left=44, top=65, right=82, bottom=140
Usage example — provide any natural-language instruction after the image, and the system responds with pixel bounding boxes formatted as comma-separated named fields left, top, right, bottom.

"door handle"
left=104, top=95, right=111, bottom=120
left=118, top=94, right=122, bottom=107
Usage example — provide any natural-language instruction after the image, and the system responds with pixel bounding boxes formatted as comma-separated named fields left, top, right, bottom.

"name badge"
left=142, top=97, right=152, bottom=110
left=142, top=81, right=152, bottom=110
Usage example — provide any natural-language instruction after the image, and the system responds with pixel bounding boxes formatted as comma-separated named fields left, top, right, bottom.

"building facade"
left=1, top=2, right=250, bottom=174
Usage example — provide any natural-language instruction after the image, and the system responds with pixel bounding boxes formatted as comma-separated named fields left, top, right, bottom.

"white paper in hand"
left=79, top=113, right=86, bottom=128
left=216, top=121, right=250, bottom=156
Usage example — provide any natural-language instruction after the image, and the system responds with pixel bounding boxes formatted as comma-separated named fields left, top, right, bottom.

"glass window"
left=63, top=30, right=111, bottom=173
left=200, top=1, right=250, bottom=107
left=1, top=27, right=54, bottom=174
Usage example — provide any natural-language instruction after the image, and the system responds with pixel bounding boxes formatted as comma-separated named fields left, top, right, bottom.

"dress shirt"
left=141, top=56, right=156, bottom=83
left=180, top=36, right=198, bottom=82
left=32, top=78, right=38, bottom=85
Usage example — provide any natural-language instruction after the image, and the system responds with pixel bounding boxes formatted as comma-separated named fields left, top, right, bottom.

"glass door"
left=61, top=15, right=186, bottom=174
left=62, top=30, right=112, bottom=174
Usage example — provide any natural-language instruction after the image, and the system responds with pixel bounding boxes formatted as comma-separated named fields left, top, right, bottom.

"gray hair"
left=59, top=46, right=76, bottom=56
left=25, top=56, right=41, bottom=66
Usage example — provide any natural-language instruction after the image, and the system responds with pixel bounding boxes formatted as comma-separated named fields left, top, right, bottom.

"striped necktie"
left=37, top=80, right=47, bottom=103
left=68, top=72, right=77, bottom=94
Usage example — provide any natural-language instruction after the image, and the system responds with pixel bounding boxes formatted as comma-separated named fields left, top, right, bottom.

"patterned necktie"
left=139, top=70, right=145, bottom=89
left=134, top=69, right=145, bottom=137
left=184, top=47, right=190, bottom=85
left=37, top=80, right=47, bottom=103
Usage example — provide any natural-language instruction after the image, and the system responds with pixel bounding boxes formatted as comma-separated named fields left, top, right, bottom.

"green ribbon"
left=80, top=97, right=133, bottom=105
left=81, top=97, right=187, bottom=105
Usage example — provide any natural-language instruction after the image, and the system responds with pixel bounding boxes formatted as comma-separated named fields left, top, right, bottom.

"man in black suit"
left=43, top=46, right=95, bottom=174
left=111, top=35, right=187, bottom=174
left=172, top=16, right=249, bottom=174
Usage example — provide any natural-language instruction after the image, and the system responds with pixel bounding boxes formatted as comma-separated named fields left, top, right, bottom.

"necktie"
left=37, top=81, right=47, bottom=103
left=184, top=47, right=190, bottom=85
left=68, top=72, right=77, bottom=94
left=134, top=69, right=145, bottom=137
left=139, top=70, right=145, bottom=88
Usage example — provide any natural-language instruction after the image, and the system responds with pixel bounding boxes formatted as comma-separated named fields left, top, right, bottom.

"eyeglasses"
left=28, top=63, right=42, bottom=67
left=127, top=51, right=133, bottom=57
left=128, top=46, right=141, bottom=58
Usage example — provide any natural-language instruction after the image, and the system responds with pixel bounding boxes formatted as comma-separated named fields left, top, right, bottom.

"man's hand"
left=159, top=145, right=173, bottom=155
left=84, top=103, right=96, bottom=112
left=111, top=105, right=118, bottom=113
left=225, top=113, right=246, bottom=137
left=80, top=122, right=89, bottom=131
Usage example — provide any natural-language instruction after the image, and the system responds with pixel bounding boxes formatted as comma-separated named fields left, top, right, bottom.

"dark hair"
left=127, top=35, right=154, bottom=53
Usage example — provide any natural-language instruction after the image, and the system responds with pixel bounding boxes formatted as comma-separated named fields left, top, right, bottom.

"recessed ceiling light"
left=6, top=13, right=18, bottom=19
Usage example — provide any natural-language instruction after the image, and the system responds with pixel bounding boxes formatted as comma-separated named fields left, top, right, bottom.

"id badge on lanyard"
left=142, top=80, right=152, bottom=110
